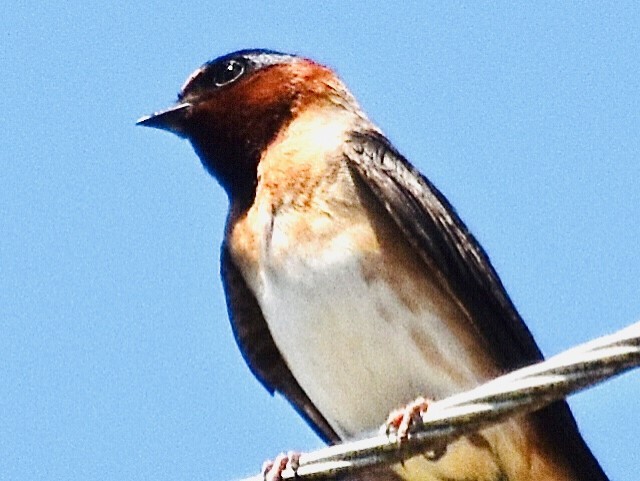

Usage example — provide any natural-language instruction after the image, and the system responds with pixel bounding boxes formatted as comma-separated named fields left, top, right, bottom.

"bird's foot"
left=383, top=396, right=431, bottom=442
left=262, top=452, right=300, bottom=481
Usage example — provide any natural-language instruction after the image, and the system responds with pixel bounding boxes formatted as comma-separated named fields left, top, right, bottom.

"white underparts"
left=253, top=213, right=487, bottom=439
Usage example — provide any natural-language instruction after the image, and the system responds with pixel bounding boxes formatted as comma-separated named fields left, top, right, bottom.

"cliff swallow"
left=138, top=49, right=608, bottom=481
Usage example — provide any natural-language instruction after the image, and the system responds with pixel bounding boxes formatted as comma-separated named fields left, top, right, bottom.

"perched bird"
left=138, top=49, right=608, bottom=481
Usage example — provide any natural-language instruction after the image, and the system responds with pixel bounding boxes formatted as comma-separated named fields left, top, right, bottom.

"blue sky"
left=2, top=2, right=638, bottom=480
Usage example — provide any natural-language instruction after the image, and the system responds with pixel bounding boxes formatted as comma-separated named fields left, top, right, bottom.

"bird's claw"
left=262, top=452, right=300, bottom=481
left=382, top=396, right=431, bottom=442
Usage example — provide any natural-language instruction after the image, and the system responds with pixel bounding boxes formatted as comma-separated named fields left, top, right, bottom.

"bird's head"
left=138, top=49, right=359, bottom=200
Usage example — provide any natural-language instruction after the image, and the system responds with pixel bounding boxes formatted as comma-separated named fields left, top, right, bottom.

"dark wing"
left=345, top=130, right=541, bottom=368
left=220, top=244, right=340, bottom=444
left=344, top=131, right=609, bottom=481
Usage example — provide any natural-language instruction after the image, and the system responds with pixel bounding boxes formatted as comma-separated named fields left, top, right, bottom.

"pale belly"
left=254, top=221, right=491, bottom=439
left=232, top=200, right=570, bottom=480
left=248, top=222, right=572, bottom=481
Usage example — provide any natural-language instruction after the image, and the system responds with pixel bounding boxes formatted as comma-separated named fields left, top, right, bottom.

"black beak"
left=136, top=103, right=192, bottom=137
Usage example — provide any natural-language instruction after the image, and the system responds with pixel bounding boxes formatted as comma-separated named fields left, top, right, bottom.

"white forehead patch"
left=180, top=66, right=207, bottom=96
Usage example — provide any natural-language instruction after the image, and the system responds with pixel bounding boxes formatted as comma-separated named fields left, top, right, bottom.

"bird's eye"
left=214, top=60, right=245, bottom=87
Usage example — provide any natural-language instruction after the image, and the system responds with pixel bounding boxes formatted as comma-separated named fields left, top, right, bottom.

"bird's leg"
left=383, top=396, right=431, bottom=442
left=383, top=396, right=449, bottom=462
left=262, top=451, right=300, bottom=481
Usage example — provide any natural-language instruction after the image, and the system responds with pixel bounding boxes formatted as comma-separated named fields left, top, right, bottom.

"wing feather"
left=345, top=130, right=541, bottom=369
left=344, top=130, right=608, bottom=481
